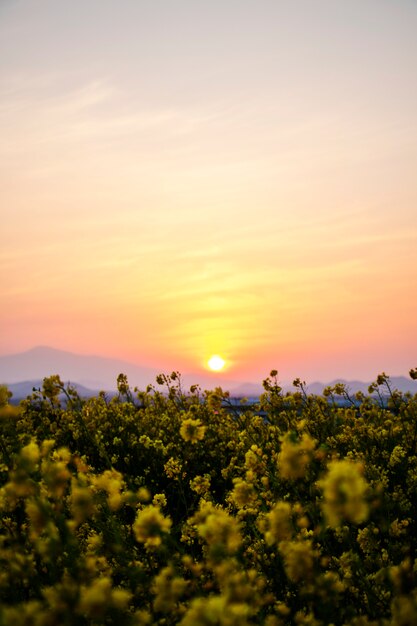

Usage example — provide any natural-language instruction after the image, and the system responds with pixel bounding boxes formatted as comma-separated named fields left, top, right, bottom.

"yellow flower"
left=70, top=481, right=96, bottom=525
left=180, top=418, right=206, bottom=443
left=25, top=499, right=46, bottom=538
left=244, top=445, right=265, bottom=473
left=260, top=501, right=293, bottom=546
left=318, top=459, right=369, bottom=528
left=389, top=518, right=410, bottom=538
left=78, top=577, right=112, bottom=618
left=51, top=447, right=72, bottom=464
left=229, top=478, right=258, bottom=509
left=93, top=469, right=124, bottom=493
left=93, top=469, right=125, bottom=511
left=389, top=445, right=406, bottom=467
left=41, top=439, right=56, bottom=456
left=133, top=505, right=172, bottom=547
left=391, top=595, right=417, bottom=626
left=137, top=486, right=151, bottom=502
left=180, top=595, right=250, bottom=626
left=20, top=442, right=40, bottom=467
left=41, top=457, right=71, bottom=500
left=152, top=565, right=187, bottom=613
left=277, top=433, right=316, bottom=480
left=190, top=474, right=211, bottom=496
left=190, top=500, right=242, bottom=560
left=153, top=493, right=167, bottom=508
left=78, top=577, right=132, bottom=619
left=164, top=457, right=184, bottom=480
left=279, top=539, right=316, bottom=583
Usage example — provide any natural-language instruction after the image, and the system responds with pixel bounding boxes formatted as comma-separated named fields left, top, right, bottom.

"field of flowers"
left=1, top=369, right=417, bottom=625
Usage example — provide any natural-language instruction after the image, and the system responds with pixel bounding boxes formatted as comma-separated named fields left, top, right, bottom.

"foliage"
left=0, top=369, right=417, bottom=625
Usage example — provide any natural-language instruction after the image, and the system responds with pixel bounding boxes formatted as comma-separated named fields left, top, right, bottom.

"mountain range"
left=1, top=346, right=416, bottom=401
left=0, top=346, right=242, bottom=399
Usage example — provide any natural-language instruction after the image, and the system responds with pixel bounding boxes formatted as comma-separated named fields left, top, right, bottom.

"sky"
left=1, top=0, right=417, bottom=383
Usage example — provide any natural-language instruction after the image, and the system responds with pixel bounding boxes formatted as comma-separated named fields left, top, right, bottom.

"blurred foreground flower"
left=133, top=505, right=172, bottom=548
left=277, top=433, right=316, bottom=480
left=318, top=459, right=370, bottom=527
left=180, top=417, right=206, bottom=443
left=190, top=500, right=242, bottom=561
left=260, top=501, right=293, bottom=545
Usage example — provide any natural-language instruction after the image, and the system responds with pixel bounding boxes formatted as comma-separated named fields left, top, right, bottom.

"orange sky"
left=1, top=1, right=416, bottom=382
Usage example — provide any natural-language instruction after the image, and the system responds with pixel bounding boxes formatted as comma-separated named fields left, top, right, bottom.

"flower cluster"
left=0, top=369, right=416, bottom=624
left=318, top=459, right=370, bottom=528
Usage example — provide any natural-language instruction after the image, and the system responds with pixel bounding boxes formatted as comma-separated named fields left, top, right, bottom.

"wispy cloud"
left=0, top=73, right=231, bottom=154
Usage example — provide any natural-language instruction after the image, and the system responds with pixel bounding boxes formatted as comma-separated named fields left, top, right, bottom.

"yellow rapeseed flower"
left=190, top=500, right=242, bottom=559
left=78, top=577, right=112, bottom=619
left=180, top=594, right=251, bottom=626
left=137, top=486, right=151, bottom=502
left=25, top=499, right=46, bottom=538
left=164, top=457, right=183, bottom=479
left=180, top=418, right=206, bottom=443
left=70, top=481, right=96, bottom=525
left=244, top=445, right=266, bottom=474
left=389, top=445, right=407, bottom=467
left=318, top=459, right=369, bottom=528
left=78, top=577, right=132, bottom=619
left=93, top=469, right=125, bottom=511
left=152, top=565, right=188, bottom=613
left=190, top=474, right=211, bottom=496
left=260, top=501, right=293, bottom=546
left=229, top=478, right=258, bottom=509
left=133, top=505, right=172, bottom=548
left=153, top=493, right=167, bottom=508
left=277, top=433, right=316, bottom=480
left=20, top=442, right=40, bottom=468
left=279, top=539, right=316, bottom=583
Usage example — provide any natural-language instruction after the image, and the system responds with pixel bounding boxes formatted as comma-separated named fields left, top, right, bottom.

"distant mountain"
left=231, top=377, right=417, bottom=398
left=1, top=347, right=416, bottom=399
left=0, top=346, right=238, bottom=394
left=0, top=346, right=161, bottom=391
left=230, top=382, right=265, bottom=398
left=7, top=380, right=101, bottom=403
left=305, top=377, right=417, bottom=396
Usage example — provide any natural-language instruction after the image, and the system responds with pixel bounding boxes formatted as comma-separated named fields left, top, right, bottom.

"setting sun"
left=208, top=355, right=225, bottom=372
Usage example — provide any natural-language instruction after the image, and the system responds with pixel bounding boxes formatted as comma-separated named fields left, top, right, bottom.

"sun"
left=208, top=355, right=225, bottom=372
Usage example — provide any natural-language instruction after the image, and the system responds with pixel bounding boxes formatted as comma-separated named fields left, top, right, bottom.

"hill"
left=1, top=347, right=416, bottom=399
left=0, top=346, right=239, bottom=394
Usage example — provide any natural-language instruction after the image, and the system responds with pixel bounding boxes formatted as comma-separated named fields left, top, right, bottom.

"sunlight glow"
left=208, top=355, right=225, bottom=372
left=1, top=1, right=416, bottom=381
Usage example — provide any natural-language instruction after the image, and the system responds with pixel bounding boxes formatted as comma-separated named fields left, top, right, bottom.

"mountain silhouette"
left=1, top=346, right=416, bottom=398
left=0, top=346, right=238, bottom=393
